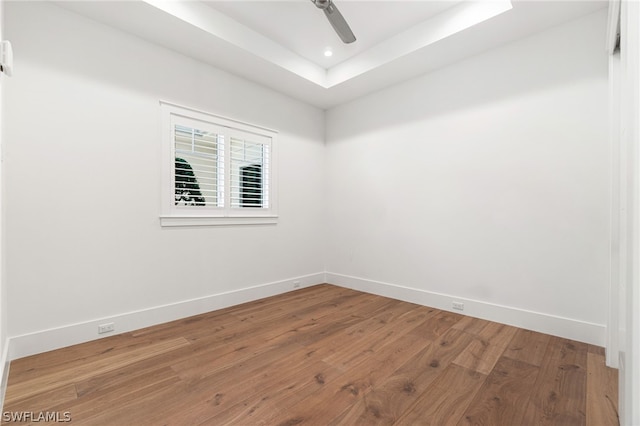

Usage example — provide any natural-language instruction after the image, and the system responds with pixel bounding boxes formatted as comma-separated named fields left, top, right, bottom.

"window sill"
left=160, top=215, right=278, bottom=227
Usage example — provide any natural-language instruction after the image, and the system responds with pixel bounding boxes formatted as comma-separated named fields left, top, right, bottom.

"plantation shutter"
left=229, top=135, right=270, bottom=209
left=173, top=124, right=223, bottom=207
left=161, top=101, right=277, bottom=226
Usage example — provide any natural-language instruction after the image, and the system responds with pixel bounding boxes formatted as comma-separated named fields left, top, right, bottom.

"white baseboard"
left=6, top=270, right=606, bottom=361
left=326, top=272, right=605, bottom=346
left=0, top=339, right=10, bottom=414
left=8, top=273, right=325, bottom=361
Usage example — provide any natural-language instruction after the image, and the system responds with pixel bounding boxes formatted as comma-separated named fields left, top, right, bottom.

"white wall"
left=0, top=0, right=8, bottom=409
left=617, top=1, right=640, bottom=423
left=325, top=10, right=610, bottom=345
left=3, top=2, right=325, bottom=357
left=1, top=2, right=613, bottom=360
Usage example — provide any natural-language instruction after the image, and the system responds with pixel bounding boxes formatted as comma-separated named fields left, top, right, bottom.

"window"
left=160, top=102, right=277, bottom=226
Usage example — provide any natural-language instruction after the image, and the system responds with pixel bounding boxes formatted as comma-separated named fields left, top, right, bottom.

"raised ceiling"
left=205, top=1, right=458, bottom=69
left=55, top=1, right=607, bottom=109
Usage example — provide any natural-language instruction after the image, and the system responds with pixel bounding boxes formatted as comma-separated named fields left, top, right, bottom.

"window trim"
left=160, top=101, right=278, bottom=227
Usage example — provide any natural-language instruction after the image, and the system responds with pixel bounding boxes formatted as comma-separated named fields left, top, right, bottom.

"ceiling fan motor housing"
left=314, top=0, right=331, bottom=10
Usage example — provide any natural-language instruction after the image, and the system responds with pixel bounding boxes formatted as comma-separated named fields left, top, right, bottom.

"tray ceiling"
left=55, top=1, right=607, bottom=109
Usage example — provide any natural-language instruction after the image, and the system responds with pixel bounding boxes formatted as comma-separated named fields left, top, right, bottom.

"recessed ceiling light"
left=324, top=48, right=333, bottom=57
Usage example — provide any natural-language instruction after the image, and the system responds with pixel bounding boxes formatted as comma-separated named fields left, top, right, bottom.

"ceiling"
left=205, top=1, right=458, bottom=69
left=55, top=1, right=607, bottom=109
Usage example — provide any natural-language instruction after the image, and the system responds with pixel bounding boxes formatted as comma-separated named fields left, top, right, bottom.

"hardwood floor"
left=2, top=284, right=619, bottom=425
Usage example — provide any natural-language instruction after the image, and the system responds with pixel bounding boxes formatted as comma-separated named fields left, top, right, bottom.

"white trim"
left=607, top=51, right=621, bottom=368
left=8, top=273, right=324, bottom=360
left=618, top=1, right=640, bottom=424
left=0, top=340, right=9, bottom=415
left=159, top=215, right=278, bottom=227
left=606, top=0, right=621, bottom=54
left=5, top=271, right=609, bottom=361
left=160, top=101, right=279, bottom=226
left=326, top=272, right=605, bottom=346
left=159, top=101, right=277, bottom=135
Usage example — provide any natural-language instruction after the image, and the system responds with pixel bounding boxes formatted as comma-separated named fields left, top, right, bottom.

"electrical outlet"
left=293, top=281, right=301, bottom=288
left=98, top=322, right=115, bottom=334
left=452, top=301, right=464, bottom=311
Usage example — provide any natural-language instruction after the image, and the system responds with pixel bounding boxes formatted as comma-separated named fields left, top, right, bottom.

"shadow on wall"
left=6, top=1, right=323, bottom=141
left=327, top=9, right=608, bottom=141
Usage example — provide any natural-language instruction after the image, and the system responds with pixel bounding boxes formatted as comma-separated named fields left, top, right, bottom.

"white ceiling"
left=205, top=1, right=458, bottom=68
left=55, top=0, right=607, bottom=109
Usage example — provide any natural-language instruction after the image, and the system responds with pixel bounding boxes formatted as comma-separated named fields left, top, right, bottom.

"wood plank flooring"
left=2, top=284, right=619, bottom=425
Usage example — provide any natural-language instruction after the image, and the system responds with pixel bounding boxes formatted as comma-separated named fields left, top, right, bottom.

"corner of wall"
left=8, top=273, right=325, bottom=361
left=326, top=272, right=606, bottom=346
left=0, top=338, right=10, bottom=414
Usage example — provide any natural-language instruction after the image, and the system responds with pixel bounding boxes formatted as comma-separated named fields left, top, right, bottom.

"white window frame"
left=160, top=101, right=278, bottom=227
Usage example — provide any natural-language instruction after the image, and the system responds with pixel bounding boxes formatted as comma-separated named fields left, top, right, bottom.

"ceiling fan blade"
left=323, top=1, right=356, bottom=44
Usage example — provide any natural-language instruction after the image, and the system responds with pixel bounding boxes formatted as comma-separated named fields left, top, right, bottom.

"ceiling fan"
left=311, top=0, right=356, bottom=44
